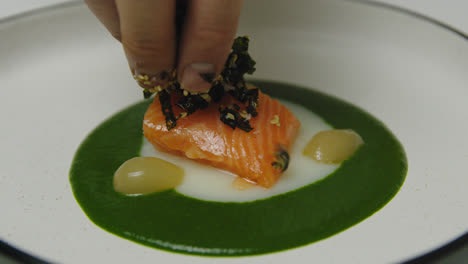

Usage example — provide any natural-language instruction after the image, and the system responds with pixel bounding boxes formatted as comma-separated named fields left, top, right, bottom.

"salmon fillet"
left=143, top=91, right=301, bottom=188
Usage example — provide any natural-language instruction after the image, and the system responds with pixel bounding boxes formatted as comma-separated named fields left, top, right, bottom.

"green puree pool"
left=69, top=80, right=407, bottom=256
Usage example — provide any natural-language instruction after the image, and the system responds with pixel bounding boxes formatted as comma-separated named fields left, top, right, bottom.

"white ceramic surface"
left=2, top=0, right=467, bottom=35
left=0, top=1, right=467, bottom=263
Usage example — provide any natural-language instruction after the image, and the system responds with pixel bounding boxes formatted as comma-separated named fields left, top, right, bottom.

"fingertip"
left=180, top=63, right=215, bottom=93
left=85, top=0, right=121, bottom=41
left=177, top=0, right=243, bottom=93
left=115, top=0, right=177, bottom=88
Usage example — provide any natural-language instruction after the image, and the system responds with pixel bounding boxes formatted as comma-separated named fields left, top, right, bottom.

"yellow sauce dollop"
left=113, top=157, right=184, bottom=195
left=303, top=129, right=364, bottom=164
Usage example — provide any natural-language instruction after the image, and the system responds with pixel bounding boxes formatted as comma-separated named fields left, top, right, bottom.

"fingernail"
left=131, top=68, right=172, bottom=90
left=180, top=63, right=216, bottom=93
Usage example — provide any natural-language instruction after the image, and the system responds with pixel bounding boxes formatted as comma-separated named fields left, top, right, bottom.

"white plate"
left=1, top=1, right=467, bottom=263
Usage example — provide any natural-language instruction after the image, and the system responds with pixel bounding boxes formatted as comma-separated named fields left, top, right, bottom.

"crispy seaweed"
left=237, top=117, right=253, bottom=132
left=145, top=36, right=259, bottom=131
left=176, top=94, right=209, bottom=115
left=219, top=107, right=239, bottom=129
left=218, top=106, right=254, bottom=132
left=143, top=90, right=153, bottom=99
left=246, top=88, right=259, bottom=117
left=208, top=82, right=225, bottom=102
left=221, top=36, right=256, bottom=84
left=158, top=89, right=177, bottom=130
left=228, top=84, right=259, bottom=117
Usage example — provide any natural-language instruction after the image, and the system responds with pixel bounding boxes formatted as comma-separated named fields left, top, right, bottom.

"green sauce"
left=70, top=80, right=407, bottom=256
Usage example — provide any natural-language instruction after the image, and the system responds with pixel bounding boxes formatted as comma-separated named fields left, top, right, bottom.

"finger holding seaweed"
left=146, top=36, right=258, bottom=132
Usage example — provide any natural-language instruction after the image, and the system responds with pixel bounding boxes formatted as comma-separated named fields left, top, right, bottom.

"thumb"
left=177, top=0, right=243, bottom=93
left=115, top=0, right=177, bottom=90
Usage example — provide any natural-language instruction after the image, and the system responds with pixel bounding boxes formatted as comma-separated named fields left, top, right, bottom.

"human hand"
left=85, top=0, right=243, bottom=93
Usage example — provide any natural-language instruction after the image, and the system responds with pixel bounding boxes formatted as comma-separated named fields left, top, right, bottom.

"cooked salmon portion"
left=143, top=91, right=301, bottom=188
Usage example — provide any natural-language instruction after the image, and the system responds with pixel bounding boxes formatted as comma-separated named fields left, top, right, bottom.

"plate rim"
left=0, top=1, right=466, bottom=263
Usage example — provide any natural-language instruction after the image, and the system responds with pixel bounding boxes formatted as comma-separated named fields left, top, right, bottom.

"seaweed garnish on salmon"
left=142, top=36, right=258, bottom=132
left=142, top=37, right=300, bottom=187
left=176, top=93, right=210, bottom=116
left=218, top=105, right=253, bottom=132
left=143, top=90, right=301, bottom=188
left=208, top=82, right=225, bottom=102
left=158, top=89, right=177, bottom=130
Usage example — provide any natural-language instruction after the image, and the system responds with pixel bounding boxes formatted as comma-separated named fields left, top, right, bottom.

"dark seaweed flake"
left=232, top=36, right=250, bottom=53
left=200, top=73, right=216, bottom=83
left=237, top=117, right=253, bottom=132
left=219, top=107, right=239, bottom=129
left=171, top=81, right=181, bottom=91
left=159, top=90, right=177, bottom=130
left=221, top=37, right=256, bottom=84
left=148, top=36, right=259, bottom=132
left=143, top=90, right=153, bottom=99
left=245, top=88, right=259, bottom=117
left=176, top=95, right=209, bottom=115
left=208, top=82, right=225, bottom=102
left=246, top=104, right=258, bottom=117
